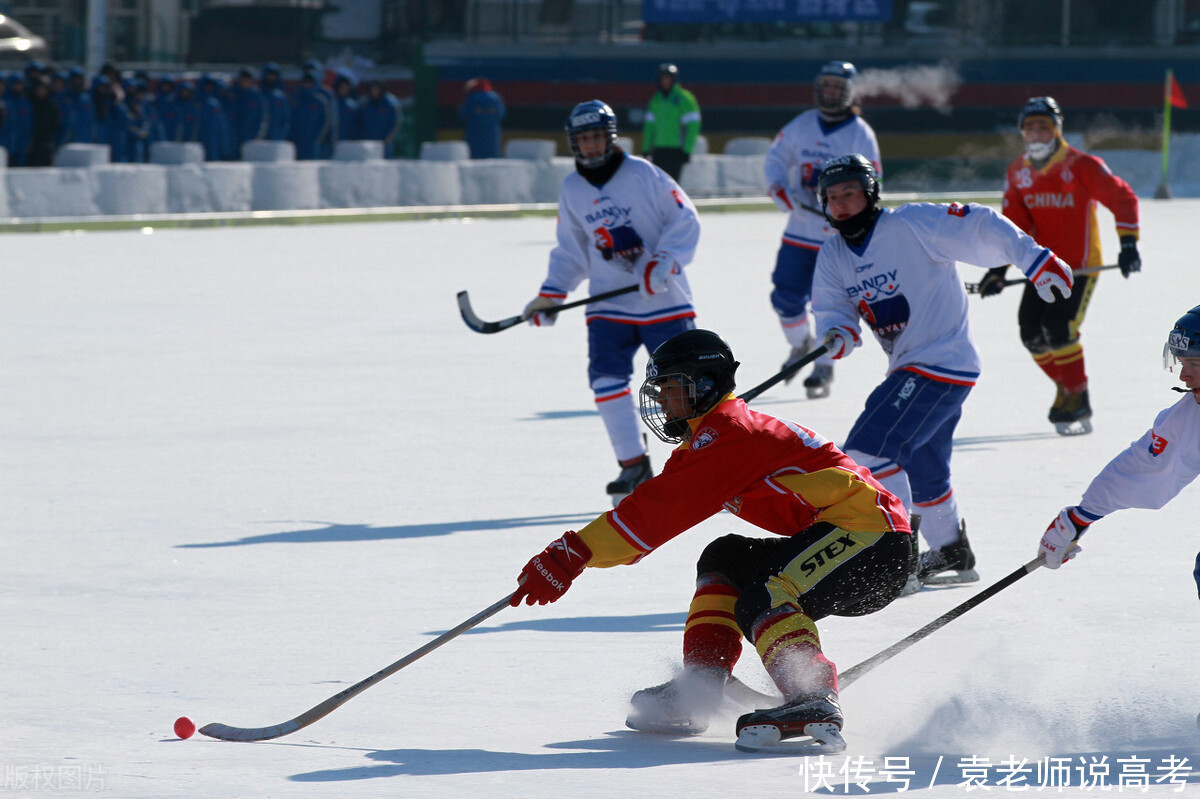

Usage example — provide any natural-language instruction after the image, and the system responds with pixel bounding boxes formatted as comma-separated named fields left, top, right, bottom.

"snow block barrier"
left=333, top=141, right=385, bottom=162
left=242, top=141, right=297, bottom=163
left=151, top=142, right=205, bottom=165
left=320, top=161, right=403, bottom=208
left=459, top=160, right=536, bottom=205
left=252, top=163, right=321, bottom=211
left=504, top=139, right=557, bottom=160
left=420, top=141, right=470, bottom=161
left=54, top=144, right=111, bottom=168
left=95, top=165, right=169, bottom=216
left=6, top=168, right=102, bottom=217
left=397, top=160, right=462, bottom=206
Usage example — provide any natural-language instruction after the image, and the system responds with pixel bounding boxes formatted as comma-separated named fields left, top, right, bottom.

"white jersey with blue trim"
left=1075, top=394, right=1200, bottom=522
left=763, top=110, right=881, bottom=250
left=812, top=202, right=1056, bottom=386
left=537, top=153, right=700, bottom=325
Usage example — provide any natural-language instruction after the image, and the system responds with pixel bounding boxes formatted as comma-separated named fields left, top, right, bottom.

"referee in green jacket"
left=642, top=63, right=701, bottom=182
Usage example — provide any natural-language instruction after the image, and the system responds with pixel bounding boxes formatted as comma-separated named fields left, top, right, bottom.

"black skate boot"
left=782, top=333, right=815, bottom=386
left=918, top=520, right=980, bottom=586
left=626, top=666, right=728, bottom=735
left=1047, top=382, right=1067, bottom=423
left=803, top=363, right=833, bottom=399
left=899, top=514, right=922, bottom=597
left=1050, top=389, right=1092, bottom=436
left=734, top=689, right=847, bottom=753
left=606, top=455, right=652, bottom=506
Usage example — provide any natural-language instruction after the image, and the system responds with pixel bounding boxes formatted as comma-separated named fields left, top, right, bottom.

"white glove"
left=767, top=184, right=797, bottom=214
left=524, top=295, right=563, bottom=327
left=822, top=326, right=861, bottom=360
left=638, top=253, right=679, bottom=298
left=1027, top=255, right=1074, bottom=302
left=1038, top=507, right=1090, bottom=569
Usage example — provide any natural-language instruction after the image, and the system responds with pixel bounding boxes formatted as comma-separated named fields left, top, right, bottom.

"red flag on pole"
left=1169, top=71, right=1188, bottom=109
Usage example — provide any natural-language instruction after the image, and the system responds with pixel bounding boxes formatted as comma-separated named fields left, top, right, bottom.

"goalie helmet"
left=1163, top=305, right=1200, bottom=371
left=640, top=329, right=739, bottom=443
left=814, top=60, right=857, bottom=118
left=565, top=100, right=619, bottom=169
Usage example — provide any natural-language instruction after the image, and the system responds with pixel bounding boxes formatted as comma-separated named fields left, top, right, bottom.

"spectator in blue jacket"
left=260, top=63, right=291, bottom=142
left=230, top=67, right=265, bottom=155
left=355, top=79, right=402, bottom=158
left=125, top=80, right=163, bottom=162
left=50, top=70, right=72, bottom=148
left=331, top=69, right=359, bottom=147
left=289, top=69, right=331, bottom=160
left=64, top=68, right=95, bottom=146
left=2, top=73, right=33, bottom=166
left=91, top=76, right=132, bottom=162
left=458, top=77, right=505, bottom=159
left=197, top=74, right=234, bottom=159
left=27, top=74, right=61, bottom=166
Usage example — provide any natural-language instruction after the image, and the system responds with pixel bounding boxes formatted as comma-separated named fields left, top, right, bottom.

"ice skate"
left=918, top=520, right=980, bottom=586
left=626, top=666, right=728, bottom=735
left=899, top=515, right=922, bottom=596
left=606, top=455, right=652, bottom=505
left=781, top=332, right=815, bottom=386
left=734, top=689, right=847, bottom=754
left=803, top=363, right=833, bottom=399
left=1050, top=389, right=1092, bottom=436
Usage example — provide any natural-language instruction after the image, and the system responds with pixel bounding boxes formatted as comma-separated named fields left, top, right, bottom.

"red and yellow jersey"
left=1002, top=145, right=1139, bottom=271
left=576, top=395, right=911, bottom=568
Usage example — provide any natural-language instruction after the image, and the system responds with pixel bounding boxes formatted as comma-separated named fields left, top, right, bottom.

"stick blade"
left=199, top=720, right=301, bottom=742
left=457, top=290, right=522, bottom=334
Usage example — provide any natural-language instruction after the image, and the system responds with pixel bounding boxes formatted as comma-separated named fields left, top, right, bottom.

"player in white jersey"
left=811, top=154, right=1074, bottom=586
left=1039, top=304, right=1200, bottom=601
left=523, top=100, right=702, bottom=505
left=764, top=61, right=881, bottom=399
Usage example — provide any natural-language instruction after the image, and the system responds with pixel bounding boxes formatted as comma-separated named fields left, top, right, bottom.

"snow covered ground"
left=3, top=202, right=1199, bottom=797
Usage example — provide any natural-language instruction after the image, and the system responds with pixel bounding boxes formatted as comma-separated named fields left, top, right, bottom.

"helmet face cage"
left=1163, top=306, right=1200, bottom=371
left=814, top=61, right=856, bottom=116
left=566, top=101, right=618, bottom=168
left=639, top=372, right=698, bottom=443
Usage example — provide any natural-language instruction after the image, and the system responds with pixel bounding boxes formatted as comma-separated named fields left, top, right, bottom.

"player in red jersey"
left=981, top=96, right=1141, bottom=435
left=510, top=329, right=913, bottom=750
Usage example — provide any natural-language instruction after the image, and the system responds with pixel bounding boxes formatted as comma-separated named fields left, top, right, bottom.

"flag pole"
left=1156, top=68, right=1174, bottom=199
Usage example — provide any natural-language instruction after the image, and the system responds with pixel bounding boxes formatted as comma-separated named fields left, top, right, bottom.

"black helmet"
left=658, top=63, right=679, bottom=79
left=1018, top=96, right=1063, bottom=130
left=817, top=153, right=882, bottom=244
left=1164, top=305, right=1200, bottom=371
left=639, top=329, right=739, bottom=443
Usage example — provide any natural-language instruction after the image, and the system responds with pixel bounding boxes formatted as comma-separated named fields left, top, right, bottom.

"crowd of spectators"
left=0, top=60, right=405, bottom=167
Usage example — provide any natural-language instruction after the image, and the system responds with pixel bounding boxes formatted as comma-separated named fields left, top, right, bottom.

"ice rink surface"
left=3, top=201, right=1200, bottom=797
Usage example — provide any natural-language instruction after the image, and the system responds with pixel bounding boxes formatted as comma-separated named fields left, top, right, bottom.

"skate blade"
left=735, top=722, right=847, bottom=755
left=805, top=384, right=831, bottom=399
left=1055, top=419, right=1093, bottom=436
left=625, top=714, right=707, bottom=735
left=921, top=567, right=980, bottom=586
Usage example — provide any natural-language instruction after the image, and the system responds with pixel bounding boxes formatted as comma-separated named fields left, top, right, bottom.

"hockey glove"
left=767, top=183, right=797, bottom=214
left=1039, top=507, right=1091, bottom=569
left=524, top=295, right=563, bottom=327
left=512, top=531, right=592, bottom=607
left=1028, top=255, right=1074, bottom=303
left=977, top=266, right=1009, bottom=298
left=639, top=253, right=679, bottom=298
left=1118, top=235, right=1141, bottom=278
left=823, top=326, right=861, bottom=360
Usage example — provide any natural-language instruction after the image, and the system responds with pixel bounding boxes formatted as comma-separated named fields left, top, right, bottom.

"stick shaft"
left=839, top=557, right=1043, bottom=690
left=738, top=345, right=829, bottom=403
left=200, top=594, right=514, bottom=741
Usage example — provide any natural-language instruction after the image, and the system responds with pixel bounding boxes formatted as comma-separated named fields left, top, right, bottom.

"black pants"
left=696, top=524, right=913, bottom=637
left=649, top=147, right=689, bottom=181
left=1018, top=273, right=1095, bottom=352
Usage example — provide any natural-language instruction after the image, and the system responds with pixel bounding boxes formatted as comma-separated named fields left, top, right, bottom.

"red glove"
left=511, top=531, right=592, bottom=607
